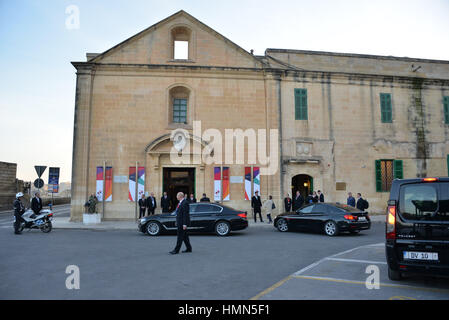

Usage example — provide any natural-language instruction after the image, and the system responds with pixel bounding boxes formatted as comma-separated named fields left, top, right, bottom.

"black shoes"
left=170, top=249, right=192, bottom=254
left=169, top=250, right=179, bottom=255
left=182, top=249, right=192, bottom=253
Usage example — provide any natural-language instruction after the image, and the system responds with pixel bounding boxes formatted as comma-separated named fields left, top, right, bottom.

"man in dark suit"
left=251, top=191, right=263, bottom=223
left=293, top=191, right=304, bottom=211
left=31, top=192, right=43, bottom=218
left=146, top=192, right=157, bottom=215
left=187, top=193, right=197, bottom=204
left=170, top=192, right=192, bottom=254
left=138, top=195, right=146, bottom=218
left=284, top=194, right=292, bottom=212
left=317, top=190, right=324, bottom=202
left=161, top=192, right=171, bottom=213
left=200, top=193, right=210, bottom=202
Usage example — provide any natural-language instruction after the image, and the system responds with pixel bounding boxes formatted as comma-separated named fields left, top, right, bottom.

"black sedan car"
left=138, top=202, right=248, bottom=236
left=274, top=203, right=371, bottom=236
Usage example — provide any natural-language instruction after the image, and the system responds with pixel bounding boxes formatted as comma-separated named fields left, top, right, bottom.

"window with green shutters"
left=444, top=96, right=449, bottom=125
left=380, top=93, right=392, bottom=123
left=375, top=159, right=403, bottom=192
left=295, top=89, right=308, bottom=120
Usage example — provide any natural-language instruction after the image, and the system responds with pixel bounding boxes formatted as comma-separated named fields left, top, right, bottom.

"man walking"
left=347, top=192, right=356, bottom=207
left=293, top=191, right=304, bottom=211
left=138, top=194, right=146, bottom=218
left=356, top=193, right=368, bottom=211
left=146, top=192, right=157, bottom=215
left=31, top=192, right=43, bottom=218
left=251, top=191, right=263, bottom=223
left=161, top=192, right=171, bottom=213
left=170, top=192, right=192, bottom=254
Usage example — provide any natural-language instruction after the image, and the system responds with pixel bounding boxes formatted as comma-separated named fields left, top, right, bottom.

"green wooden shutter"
left=444, top=96, right=449, bottom=125
left=295, top=89, right=308, bottom=120
left=380, top=93, right=392, bottom=123
left=393, top=160, right=403, bottom=179
left=375, top=160, right=382, bottom=192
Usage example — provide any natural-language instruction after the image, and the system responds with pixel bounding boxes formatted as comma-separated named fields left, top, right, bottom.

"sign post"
left=34, top=166, right=47, bottom=194
left=48, top=167, right=60, bottom=210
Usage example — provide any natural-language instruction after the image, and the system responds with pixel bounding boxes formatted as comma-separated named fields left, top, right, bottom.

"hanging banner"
left=104, top=167, right=113, bottom=202
left=137, top=167, right=145, bottom=200
left=128, top=167, right=136, bottom=202
left=96, top=167, right=104, bottom=201
left=245, top=167, right=252, bottom=200
left=214, top=167, right=221, bottom=202
left=48, top=167, right=60, bottom=193
left=222, top=167, right=230, bottom=201
left=253, top=166, right=260, bottom=196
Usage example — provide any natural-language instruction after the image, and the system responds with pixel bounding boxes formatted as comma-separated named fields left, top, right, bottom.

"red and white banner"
left=222, top=167, right=230, bottom=201
left=214, top=167, right=221, bottom=202
left=245, top=167, right=251, bottom=200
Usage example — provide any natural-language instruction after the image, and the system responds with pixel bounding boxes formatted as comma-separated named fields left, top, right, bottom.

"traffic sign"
left=34, top=178, right=44, bottom=189
left=34, top=166, right=47, bottom=178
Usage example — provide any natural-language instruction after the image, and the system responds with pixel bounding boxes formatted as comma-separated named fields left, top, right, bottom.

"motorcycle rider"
left=13, top=192, right=26, bottom=234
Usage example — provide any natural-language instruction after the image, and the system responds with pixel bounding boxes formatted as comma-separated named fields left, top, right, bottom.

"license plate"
left=358, top=217, right=366, bottom=222
left=403, top=251, right=438, bottom=261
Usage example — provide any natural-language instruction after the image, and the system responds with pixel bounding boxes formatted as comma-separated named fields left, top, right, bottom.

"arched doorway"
left=291, top=174, right=313, bottom=198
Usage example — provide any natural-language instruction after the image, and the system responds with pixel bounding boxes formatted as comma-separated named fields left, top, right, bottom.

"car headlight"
left=139, top=218, right=146, bottom=224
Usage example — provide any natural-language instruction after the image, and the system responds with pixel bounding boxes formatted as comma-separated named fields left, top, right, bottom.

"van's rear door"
left=395, top=181, right=449, bottom=266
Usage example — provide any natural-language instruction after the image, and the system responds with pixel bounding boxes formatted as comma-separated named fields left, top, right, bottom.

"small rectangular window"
left=444, top=96, right=449, bottom=124
left=174, top=41, right=188, bottom=60
left=173, top=98, right=187, bottom=123
left=295, top=89, right=308, bottom=120
left=380, top=93, right=392, bottom=123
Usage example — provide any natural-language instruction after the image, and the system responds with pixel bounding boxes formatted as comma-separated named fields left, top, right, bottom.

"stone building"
left=70, top=10, right=449, bottom=221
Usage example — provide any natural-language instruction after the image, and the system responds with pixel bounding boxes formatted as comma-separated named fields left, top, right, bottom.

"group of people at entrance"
left=251, top=189, right=369, bottom=223
left=138, top=192, right=211, bottom=218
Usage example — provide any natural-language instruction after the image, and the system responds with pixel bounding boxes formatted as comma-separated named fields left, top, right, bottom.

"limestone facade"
left=70, top=11, right=449, bottom=221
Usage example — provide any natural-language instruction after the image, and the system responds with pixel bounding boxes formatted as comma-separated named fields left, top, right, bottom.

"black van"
left=385, top=177, right=449, bottom=280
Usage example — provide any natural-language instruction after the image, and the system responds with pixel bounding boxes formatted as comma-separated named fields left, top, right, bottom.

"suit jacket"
left=161, top=196, right=171, bottom=212
left=138, top=198, right=146, bottom=209
left=146, top=197, right=157, bottom=210
left=356, top=198, right=366, bottom=211
left=200, top=197, right=210, bottom=203
left=293, top=195, right=304, bottom=211
left=31, top=197, right=43, bottom=214
left=176, top=199, right=190, bottom=228
left=251, top=196, right=262, bottom=210
left=319, top=193, right=324, bottom=202
left=347, top=197, right=356, bottom=207
left=284, top=197, right=292, bottom=212
left=187, top=198, right=197, bottom=204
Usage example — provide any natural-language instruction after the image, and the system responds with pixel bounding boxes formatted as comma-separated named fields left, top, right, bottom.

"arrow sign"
left=34, top=166, right=47, bottom=178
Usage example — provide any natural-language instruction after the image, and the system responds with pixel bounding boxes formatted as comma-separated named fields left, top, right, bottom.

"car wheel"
left=215, top=221, right=231, bottom=236
left=146, top=221, right=161, bottom=236
left=324, top=220, right=339, bottom=236
left=276, top=219, right=289, bottom=232
left=388, top=266, right=402, bottom=281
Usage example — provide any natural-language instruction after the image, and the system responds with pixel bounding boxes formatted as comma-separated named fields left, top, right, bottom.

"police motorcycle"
left=14, top=196, right=54, bottom=233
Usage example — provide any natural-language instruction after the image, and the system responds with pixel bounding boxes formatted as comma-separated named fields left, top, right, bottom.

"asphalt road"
left=0, top=219, right=387, bottom=300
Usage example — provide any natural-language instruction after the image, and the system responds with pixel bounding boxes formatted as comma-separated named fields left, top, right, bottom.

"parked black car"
left=274, top=203, right=371, bottom=236
left=385, top=177, right=449, bottom=281
left=138, top=203, right=248, bottom=236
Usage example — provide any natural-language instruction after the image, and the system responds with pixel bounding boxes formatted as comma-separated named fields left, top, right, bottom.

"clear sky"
left=1, top=0, right=448, bottom=183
